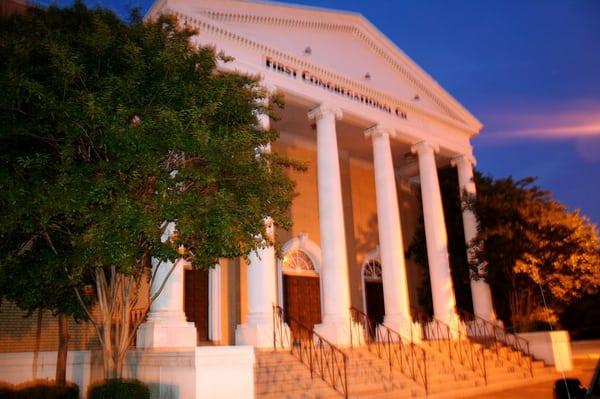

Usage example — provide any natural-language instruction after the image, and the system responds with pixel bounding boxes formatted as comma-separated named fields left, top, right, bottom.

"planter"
left=518, top=330, right=573, bottom=372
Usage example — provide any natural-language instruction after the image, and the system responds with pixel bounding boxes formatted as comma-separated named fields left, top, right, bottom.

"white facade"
left=140, top=0, right=498, bottom=348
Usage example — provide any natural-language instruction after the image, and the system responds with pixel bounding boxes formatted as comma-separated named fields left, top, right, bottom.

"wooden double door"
left=283, top=275, right=322, bottom=331
left=184, top=269, right=209, bottom=344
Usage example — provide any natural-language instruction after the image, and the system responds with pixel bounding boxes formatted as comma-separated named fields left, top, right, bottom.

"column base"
left=471, top=278, right=498, bottom=323
left=349, top=320, right=366, bottom=347
left=426, top=313, right=466, bottom=340
left=235, top=316, right=275, bottom=348
left=313, top=316, right=351, bottom=347
left=136, top=319, right=197, bottom=349
left=383, top=314, right=423, bottom=343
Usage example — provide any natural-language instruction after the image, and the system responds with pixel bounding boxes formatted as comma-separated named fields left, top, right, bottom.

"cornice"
left=159, top=6, right=479, bottom=136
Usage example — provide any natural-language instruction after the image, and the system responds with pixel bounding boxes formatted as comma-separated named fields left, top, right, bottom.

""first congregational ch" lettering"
left=265, top=56, right=408, bottom=120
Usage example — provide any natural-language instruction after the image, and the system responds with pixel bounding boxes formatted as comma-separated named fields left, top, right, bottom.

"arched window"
left=363, top=260, right=382, bottom=282
left=282, top=250, right=315, bottom=274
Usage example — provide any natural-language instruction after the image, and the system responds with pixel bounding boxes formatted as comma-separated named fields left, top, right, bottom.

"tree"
left=0, top=2, right=300, bottom=379
left=0, top=236, right=89, bottom=385
left=407, top=169, right=600, bottom=333
left=466, top=175, right=600, bottom=332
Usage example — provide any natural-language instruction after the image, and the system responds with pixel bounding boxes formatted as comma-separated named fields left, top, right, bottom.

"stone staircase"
left=254, top=350, right=340, bottom=399
left=418, top=339, right=557, bottom=397
left=255, top=341, right=558, bottom=399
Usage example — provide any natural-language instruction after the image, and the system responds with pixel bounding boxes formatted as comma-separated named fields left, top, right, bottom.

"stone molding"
left=450, top=153, right=477, bottom=169
left=364, top=124, right=395, bottom=140
left=307, top=104, right=343, bottom=122
left=194, top=7, right=482, bottom=130
left=152, top=7, right=480, bottom=136
left=411, top=140, right=440, bottom=156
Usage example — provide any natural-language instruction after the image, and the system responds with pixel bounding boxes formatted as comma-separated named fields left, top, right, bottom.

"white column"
left=235, top=97, right=277, bottom=348
left=235, top=219, right=277, bottom=347
left=137, top=223, right=196, bottom=348
left=366, top=125, right=415, bottom=338
left=308, top=104, right=351, bottom=346
left=411, top=141, right=460, bottom=332
left=208, top=263, right=222, bottom=341
left=451, top=155, right=497, bottom=322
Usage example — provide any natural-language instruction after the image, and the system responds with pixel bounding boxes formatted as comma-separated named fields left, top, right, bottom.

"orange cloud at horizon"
left=481, top=102, right=600, bottom=141
left=500, top=123, right=600, bottom=139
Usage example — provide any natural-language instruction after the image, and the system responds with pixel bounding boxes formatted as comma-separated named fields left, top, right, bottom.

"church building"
left=0, top=1, right=567, bottom=398
left=137, top=0, right=496, bottom=350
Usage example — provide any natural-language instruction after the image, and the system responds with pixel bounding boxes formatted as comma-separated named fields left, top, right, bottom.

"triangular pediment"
left=148, top=0, right=483, bottom=133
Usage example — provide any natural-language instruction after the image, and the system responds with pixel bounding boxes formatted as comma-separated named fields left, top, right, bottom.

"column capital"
left=307, top=104, right=343, bottom=121
left=450, top=154, right=477, bottom=169
left=410, top=140, right=439, bottom=156
left=364, top=124, right=396, bottom=140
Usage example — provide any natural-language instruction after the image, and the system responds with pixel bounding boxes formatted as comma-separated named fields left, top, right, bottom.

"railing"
left=350, top=308, right=428, bottom=394
left=411, top=307, right=487, bottom=385
left=457, top=309, right=533, bottom=377
left=273, top=305, right=348, bottom=398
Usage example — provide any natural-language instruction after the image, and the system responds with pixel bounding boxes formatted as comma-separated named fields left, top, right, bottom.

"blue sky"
left=46, top=0, right=600, bottom=226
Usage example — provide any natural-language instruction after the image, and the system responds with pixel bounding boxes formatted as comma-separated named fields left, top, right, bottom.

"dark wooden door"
left=283, top=275, right=321, bottom=331
left=365, top=281, right=385, bottom=337
left=184, top=269, right=209, bottom=344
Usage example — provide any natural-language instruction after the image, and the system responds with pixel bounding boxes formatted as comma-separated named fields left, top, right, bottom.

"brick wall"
left=0, top=301, right=99, bottom=353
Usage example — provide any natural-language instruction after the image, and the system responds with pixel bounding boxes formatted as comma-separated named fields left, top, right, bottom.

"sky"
left=46, top=0, right=600, bottom=226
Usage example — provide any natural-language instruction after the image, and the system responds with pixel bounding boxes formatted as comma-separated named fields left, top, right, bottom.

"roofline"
left=236, top=0, right=364, bottom=19
left=145, top=0, right=484, bottom=134
left=350, top=15, right=483, bottom=132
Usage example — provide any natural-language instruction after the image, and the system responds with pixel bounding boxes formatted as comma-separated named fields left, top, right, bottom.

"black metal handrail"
left=457, top=309, right=533, bottom=377
left=273, top=305, right=349, bottom=398
left=411, top=307, right=487, bottom=385
left=350, top=307, right=428, bottom=394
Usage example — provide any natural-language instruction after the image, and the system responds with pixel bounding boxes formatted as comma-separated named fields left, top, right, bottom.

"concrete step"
left=254, top=342, right=557, bottom=399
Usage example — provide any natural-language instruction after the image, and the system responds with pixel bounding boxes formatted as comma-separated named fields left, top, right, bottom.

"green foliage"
left=0, top=381, right=79, bottom=399
left=407, top=168, right=600, bottom=333
left=0, top=1, right=300, bottom=377
left=88, top=379, right=149, bottom=399
left=0, top=2, right=298, bottom=294
left=466, top=175, right=600, bottom=332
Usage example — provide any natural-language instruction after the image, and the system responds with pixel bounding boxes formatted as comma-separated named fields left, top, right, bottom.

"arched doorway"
left=279, top=235, right=322, bottom=331
left=184, top=268, right=209, bottom=344
left=362, top=259, right=384, bottom=336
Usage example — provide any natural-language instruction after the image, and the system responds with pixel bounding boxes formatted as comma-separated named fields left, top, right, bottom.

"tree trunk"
left=56, top=313, right=69, bottom=385
left=32, top=309, right=43, bottom=379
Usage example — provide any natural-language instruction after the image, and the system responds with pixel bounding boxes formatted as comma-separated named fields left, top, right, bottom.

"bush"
left=0, top=381, right=79, bottom=399
left=88, top=379, right=149, bottom=399
left=0, top=383, right=15, bottom=399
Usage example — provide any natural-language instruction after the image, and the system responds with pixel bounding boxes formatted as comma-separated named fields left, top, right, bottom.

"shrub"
left=13, top=381, right=78, bottom=399
left=88, top=379, right=149, bottom=399
left=0, top=382, right=15, bottom=399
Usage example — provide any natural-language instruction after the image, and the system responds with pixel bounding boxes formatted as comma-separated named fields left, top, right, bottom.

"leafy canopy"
left=0, top=2, right=299, bottom=314
left=407, top=169, right=600, bottom=332
left=467, top=175, right=600, bottom=330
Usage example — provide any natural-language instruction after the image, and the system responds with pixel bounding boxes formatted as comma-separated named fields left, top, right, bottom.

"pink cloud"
left=497, top=123, right=600, bottom=139
left=481, top=100, right=600, bottom=140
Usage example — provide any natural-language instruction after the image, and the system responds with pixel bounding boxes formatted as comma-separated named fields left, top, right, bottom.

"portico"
left=139, top=0, right=498, bottom=349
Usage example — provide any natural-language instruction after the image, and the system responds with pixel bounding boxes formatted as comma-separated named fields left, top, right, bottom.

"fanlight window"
left=363, top=260, right=382, bottom=281
left=282, top=250, right=315, bottom=273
